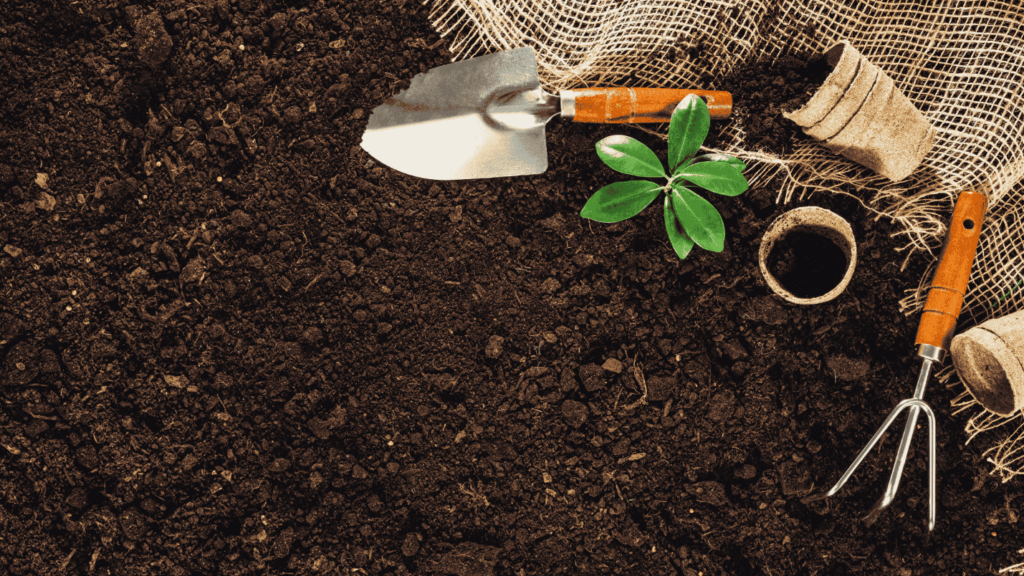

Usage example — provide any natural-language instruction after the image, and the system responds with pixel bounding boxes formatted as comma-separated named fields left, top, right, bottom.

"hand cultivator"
left=804, top=190, right=987, bottom=532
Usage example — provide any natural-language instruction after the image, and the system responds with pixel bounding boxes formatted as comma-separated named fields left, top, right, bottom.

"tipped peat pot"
left=784, top=40, right=935, bottom=182
left=951, top=310, right=1024, bottom=416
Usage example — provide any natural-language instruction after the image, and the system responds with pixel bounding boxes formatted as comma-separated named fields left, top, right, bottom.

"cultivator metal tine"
left=861, top=397, right=938, bottom=532
left=804, top=362, right=938, bottom=532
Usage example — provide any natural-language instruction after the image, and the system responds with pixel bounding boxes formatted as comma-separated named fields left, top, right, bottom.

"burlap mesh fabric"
left=427, top=0, right=1024, bottom=478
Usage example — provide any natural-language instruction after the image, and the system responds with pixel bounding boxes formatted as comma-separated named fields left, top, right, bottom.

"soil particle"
left=4, top=343, right=37, bottom=385
left=736, top=464, right=757, bottom=479
left=720, top=339, right=748, bottom=362
left=179, top=257, right=205, bottom=283
left=746, top=295, right=790, bottom=325
left=300, top=326, right=323, bottom=345
left=707, top=390, right=737, bottom=422
left=602, top=357, right=624, bottom=373
left=523, top=366, right=549, bottom=379
left=579, top=363, right=606, bottom=391
left=449, top=205, right=464, bottom=223
left=339, top=259, right=357, bottom=277
left=76, top=445, right=99, bottom=469
left=826, top=354, right=872, bottom=381
left=559, top=367, right=579, bottom=392
left=614, top=517, right=645, bottom=547
left=119, top=509, right=149, bottom=541
left=268, top=458, right=291, bottom=472
left=646, top=374, right=677, bottom=402
left=688, top=481, right=729, bottom=506
left=283, top=106, right=304, bottom=124
left=127, top=7, right=173, bottom=68
left=67, top=487, right=88, bottom=510
left=402, top=533, right=422, bottom=557
left=230, top=209, right=253, bottom=228
left=271, top=527, right=295, bottom=559
left=25, top=420, right=49, bottom=437
left=540, top=277, right=561, bottom=294
left=778, top=461, right=813, bottom=496
left=682, top=360, right=708, bottom=386
left=485, top=335, right=505, bottom=359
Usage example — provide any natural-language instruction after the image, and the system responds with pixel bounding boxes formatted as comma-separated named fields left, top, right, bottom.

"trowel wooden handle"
left=568, top=88, right=732, bottom=123
left=914, top=190, right=987, bottom=355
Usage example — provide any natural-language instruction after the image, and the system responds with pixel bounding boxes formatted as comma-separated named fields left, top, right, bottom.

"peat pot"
left=783, top=40, right=935, bottom=182
left=951, top=310, right=1024, bottom=416
left=759, top=207, right=857, bottom=305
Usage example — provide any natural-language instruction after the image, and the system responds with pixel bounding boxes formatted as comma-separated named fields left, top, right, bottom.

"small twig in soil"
left=24, top=408, right=57, bottom=421
left=60, top=548, right=75, bottom=571
left=185, top=227, right=200, bottom=251
left=458, top=482, right=490, bottom=507
left=623, top=356, right=648, bottom=410
left=304, top=273, right=322, bottom=292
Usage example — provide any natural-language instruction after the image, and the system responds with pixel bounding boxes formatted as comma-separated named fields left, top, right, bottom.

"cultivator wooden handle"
left=569, top=88, right=732, bottom=123
left=914, top=190, right=987, bottom=358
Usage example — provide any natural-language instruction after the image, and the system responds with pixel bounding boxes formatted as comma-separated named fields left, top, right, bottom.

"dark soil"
left=0, top=1, right=1018, bottom=575
left=767, top=230, right=849, bottom=298
left=707, top=52, right=832, bottom=154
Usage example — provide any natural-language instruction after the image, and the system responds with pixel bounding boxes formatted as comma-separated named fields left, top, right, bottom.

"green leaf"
left=693, top=153, right=746, bottom=172
left=663, top=196, right=695, bottom=260
left=676, top=161, right=749, bottom=197
left=670, top=183, right=725, bottom=252
left=595, top=135, right=666, bottom=178
left=580, top=180, right=663, bottom=223
left=668, top=95, right=710, bottom=173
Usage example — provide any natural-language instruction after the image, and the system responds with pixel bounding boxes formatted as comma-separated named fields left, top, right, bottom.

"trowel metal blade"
left=360, top=47, right=548, bottom=180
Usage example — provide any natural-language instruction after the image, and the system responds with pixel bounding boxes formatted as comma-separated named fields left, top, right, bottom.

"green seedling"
left=580, top=94, right=749, bottom=260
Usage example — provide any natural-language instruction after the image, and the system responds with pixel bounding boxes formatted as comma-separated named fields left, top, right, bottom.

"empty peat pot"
left=758, top=207, right=857, bottom=305
left=783, top=40, right=935, bottom=182
left=951, top=310, right=1024, bottom=416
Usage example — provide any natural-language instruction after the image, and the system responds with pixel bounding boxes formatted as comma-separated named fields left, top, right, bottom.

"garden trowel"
left=360, top=46, right=732, bottom=180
